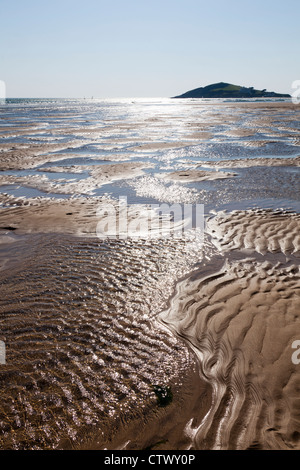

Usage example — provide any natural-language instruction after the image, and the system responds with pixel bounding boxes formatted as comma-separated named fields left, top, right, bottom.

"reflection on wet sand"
left=0, top=99, right=299, bottom=450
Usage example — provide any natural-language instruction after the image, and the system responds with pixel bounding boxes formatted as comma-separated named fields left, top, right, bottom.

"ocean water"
left=0, top=98, right=299, bottom=450
left=0, top=97, right=299, bottom=211
left=0, top=98, right=299, bottom=209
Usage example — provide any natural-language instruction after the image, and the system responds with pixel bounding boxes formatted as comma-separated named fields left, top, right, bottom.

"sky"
left=1, top=0, right=299, bottom=98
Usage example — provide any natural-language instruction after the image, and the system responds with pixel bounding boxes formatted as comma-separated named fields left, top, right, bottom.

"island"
left=173, top=82, right=291, bottom=99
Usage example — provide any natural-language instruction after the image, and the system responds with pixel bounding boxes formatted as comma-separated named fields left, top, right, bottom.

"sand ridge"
left=159, top=254, right=300, bottom=449
left=206, top=209, right=300, bottom=255
left=201, top=156, right=300, bottom=169
left=0, top=142, right=90, bottom=170
left=159, top=208, right=300, bottom=449
left=159, top=169, right=237, bottom=183
left=0, top=161, right=153, bottom=196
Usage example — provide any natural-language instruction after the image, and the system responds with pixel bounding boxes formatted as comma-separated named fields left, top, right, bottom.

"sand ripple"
left=159, top=210, right=300, bottom=449
left=0, top=233, right=207, bottom=450
left=206, top=209, right=300, bottom=255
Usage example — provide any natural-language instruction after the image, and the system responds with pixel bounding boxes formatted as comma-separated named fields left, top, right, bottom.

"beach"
left=0, top=98, right=299, bottom=450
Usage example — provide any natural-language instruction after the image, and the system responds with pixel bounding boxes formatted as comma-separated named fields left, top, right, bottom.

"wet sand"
left=0, top=142, right=89, bottom=170
left=0, top=209, right=211, bottom=450
left=160, top=169, right=236, bottom=183
left=201, top=156, right=300, bottom=169
left=0, top=100, right=299, bottom=450
left=0, top=162, right=152, bottom=196
left=0, top=201, right=299, bottom=450
left=159, top=209, right=300, bottom=449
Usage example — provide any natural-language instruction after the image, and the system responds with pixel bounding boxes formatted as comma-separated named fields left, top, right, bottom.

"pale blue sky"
left=1, top=0, right=299, bottom=97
